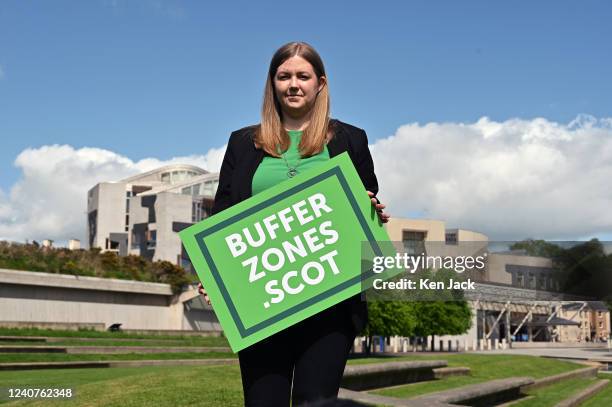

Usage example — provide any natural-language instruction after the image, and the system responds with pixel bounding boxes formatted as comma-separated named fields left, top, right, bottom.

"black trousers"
left=238, top=303, right=356, bottom=407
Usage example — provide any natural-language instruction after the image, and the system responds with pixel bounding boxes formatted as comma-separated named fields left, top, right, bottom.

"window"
left=445, top=232, right=458, bottom=245
left=88, top=210, right=97, bottom=248
left=106, top=238, right=119, bottom=250
left=131, top=231, right=140, bottom=249
left=192, top=201, right=205, bottom=222
left=402, top=231, right=426, bottom=255
left=181, top=186, right=192, bottom=195
left=192, top=184, right=201, bottom=196
left=125, top=215, right=129, bottom=232
left=147, top=230, right=157, bottom=249
left=173, top=170, right=189, bottom=183
left=161, top=172, right=170, bottom=183
left=528, top=272, right=536, bottom=289
left=202, top=181, right=213, bottom=195
left=125, top=191, right=131, bottom=212
left=516, top=272, right=524, bottom=288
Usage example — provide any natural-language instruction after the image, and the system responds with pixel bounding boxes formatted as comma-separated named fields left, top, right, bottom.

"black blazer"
left=211, top=119, right=379, bottom=335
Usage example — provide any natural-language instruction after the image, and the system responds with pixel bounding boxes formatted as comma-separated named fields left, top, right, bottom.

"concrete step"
left=0, top=345, right=231, bottom=354
left=339, top=361, right=598, bottom=406
left=338, top=387, right=454, bottom=407
left=43, top=336, right=221, bottom=343
left=341, top=360, right=447, bottom=391
left=362, top=366, right=471, bottom=394
left=433, top=366, right=471, bottom=379
left=0, top=346, right=66, bottom=353
left=409, top=377, right=534, bottom=407
left=554, top=379, right=609, bottom=407
left=121, top=329, right=221, bottom=337
left=522, top=366, right=599, bottom=391
left=0, top=361, right=110, bottom=370
left=0, top=335, right=223, bottom=344
left=0, top=358, right=238, bottom=370
left=364, top=366, right=599, bottom=406
left=0, top=336, right=47, bottom=343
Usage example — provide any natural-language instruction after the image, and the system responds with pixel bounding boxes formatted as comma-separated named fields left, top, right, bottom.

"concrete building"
left=385, top=218, right=488, bottom=246
left=591, top=303, right=611, bottom=342
left=87, top=164, right=219, bottom=268
left=557, top=301, right=610, bottom=343
left=68, top=239, right=81, bottom=250
left=2, top=212, right=608, bottom=336
left=380, top=217, right=610, bottom=349
left=0, top=268, right=220, bottom=331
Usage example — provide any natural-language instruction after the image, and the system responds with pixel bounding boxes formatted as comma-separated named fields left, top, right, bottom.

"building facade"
left=383, top=218, right=610, bottom=346
left=87, top=164, right=219, bottom=268
left=0, top=268, right=220, bottom=331
left=81, top=169, right=612, bottom=337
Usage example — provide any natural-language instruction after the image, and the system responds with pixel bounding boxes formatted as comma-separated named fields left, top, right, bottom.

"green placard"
left=179, top=152, right=392, bottom=352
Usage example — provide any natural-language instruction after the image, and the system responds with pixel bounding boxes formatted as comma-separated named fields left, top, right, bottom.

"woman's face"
left=273, top=55, right=325, bottom=119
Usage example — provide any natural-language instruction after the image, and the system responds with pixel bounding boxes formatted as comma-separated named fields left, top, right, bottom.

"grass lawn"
left=1, top=338, right=229, bottom=347
left=581, top=375, right=612, bottom=407
left=0, top=365, right=244, bottom=406
left=0, top=352, right=236, bottom=363
left=359, top=353, right=583, bottom=399
left=0, top=328, right=222, bottom=341
left=513, top=377, right=597, bottom=406
left=0, top=352, right=598, bottom=406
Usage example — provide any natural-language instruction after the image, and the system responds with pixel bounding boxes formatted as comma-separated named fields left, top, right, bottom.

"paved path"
left=472, top=347, right=612, bottom=362
left=0, top=345, right=231, bottom=354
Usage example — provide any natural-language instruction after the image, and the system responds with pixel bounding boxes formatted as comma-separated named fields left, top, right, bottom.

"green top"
left=252, top=130, right=330, bottom=195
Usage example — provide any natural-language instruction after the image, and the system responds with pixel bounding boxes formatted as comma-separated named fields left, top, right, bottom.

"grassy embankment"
left=351, top=354, right=584, bottom=400
left=1, top=347, right=600, bottom=406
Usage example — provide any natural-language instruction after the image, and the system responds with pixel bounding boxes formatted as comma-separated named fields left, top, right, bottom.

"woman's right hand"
left=197, top=282, right=211, bottom=306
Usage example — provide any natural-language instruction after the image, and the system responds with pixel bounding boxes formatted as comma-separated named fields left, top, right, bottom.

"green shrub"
left=0, top=241, right=190, bottom=293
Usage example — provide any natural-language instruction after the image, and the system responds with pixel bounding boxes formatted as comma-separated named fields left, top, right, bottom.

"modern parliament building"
left=87, top=164, right=219, bottom=270
left=83, top=164, right=610, bottom=341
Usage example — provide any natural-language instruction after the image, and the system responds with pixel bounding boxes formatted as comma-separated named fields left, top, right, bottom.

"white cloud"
left=0, top=145, right=226, bottom=244
left=1, top=114, right=611, bottom=245
left=370, top=114, right=612, bottom=240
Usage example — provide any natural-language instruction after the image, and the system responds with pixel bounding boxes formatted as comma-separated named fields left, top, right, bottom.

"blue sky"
left=1, top=1, right=612, bottom=243
left=1, top=0, right=610, bottom=190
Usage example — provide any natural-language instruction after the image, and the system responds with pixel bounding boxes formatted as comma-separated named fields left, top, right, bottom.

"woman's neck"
left=282, top=111, right=311, bottom=131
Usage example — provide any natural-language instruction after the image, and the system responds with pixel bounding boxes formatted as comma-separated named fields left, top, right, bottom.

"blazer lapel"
left=238, top=131, right=265, bottom=202
left=327, top=122, right=349, bottom=158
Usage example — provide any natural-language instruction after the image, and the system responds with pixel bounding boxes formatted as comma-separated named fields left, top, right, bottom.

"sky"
left=0, top=0, right=611, bottom=244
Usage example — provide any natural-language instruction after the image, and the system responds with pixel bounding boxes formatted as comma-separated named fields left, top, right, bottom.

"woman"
left=201, top=41, right=389, bottom=406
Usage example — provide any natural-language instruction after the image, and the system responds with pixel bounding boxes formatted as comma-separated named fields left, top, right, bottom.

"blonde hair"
left=255, top=42, right=331, bottom=158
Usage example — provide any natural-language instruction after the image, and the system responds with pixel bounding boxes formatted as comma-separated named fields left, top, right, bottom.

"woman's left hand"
left=367, top=191, right=390, bottom=223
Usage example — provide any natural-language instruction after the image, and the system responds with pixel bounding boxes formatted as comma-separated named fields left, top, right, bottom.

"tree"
left=556, top=239, right=612, bottom=300
left=510, top=239, right=563, bottom=258
left=363, top=301, right=417, bottom=354
left=413, top=301, right=472, bottom=351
